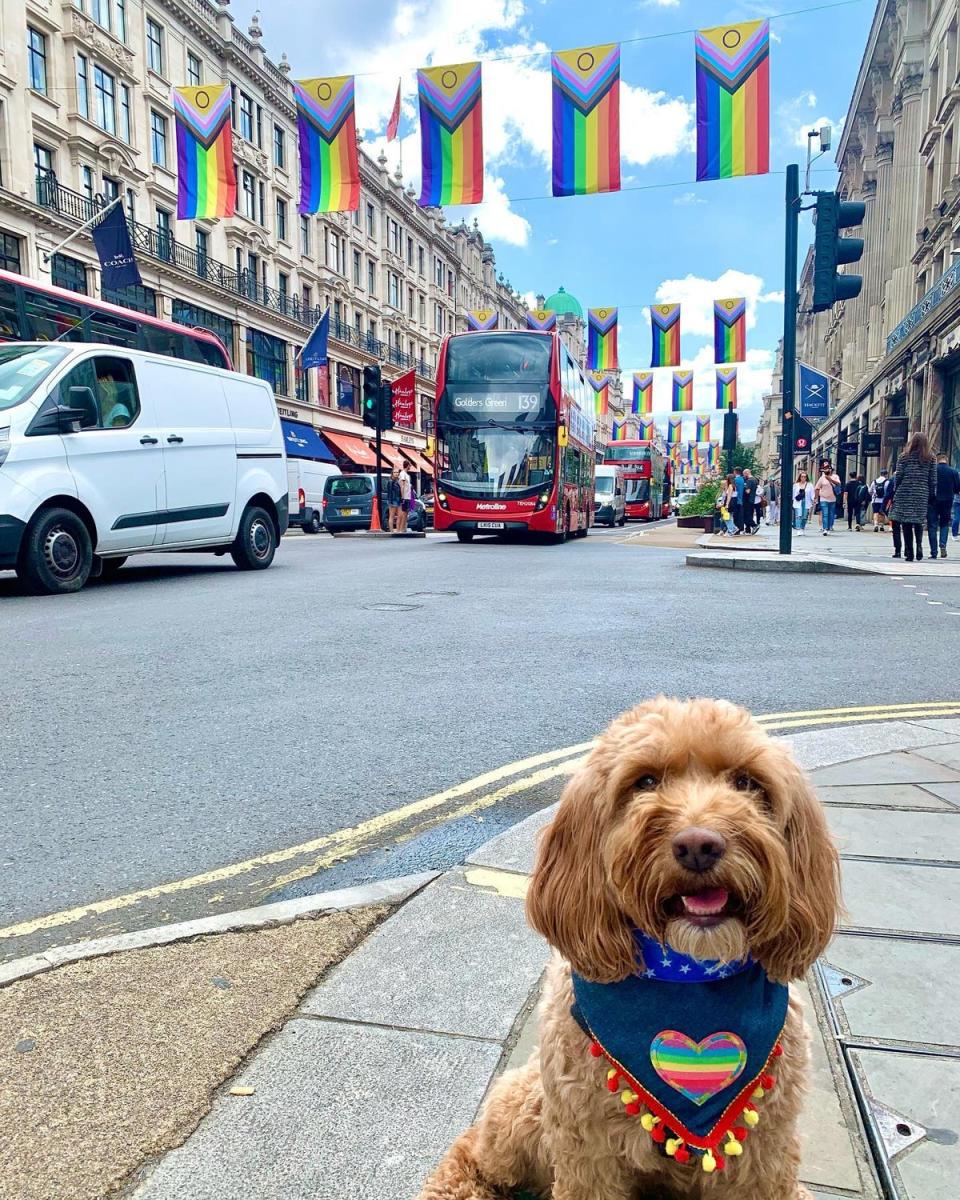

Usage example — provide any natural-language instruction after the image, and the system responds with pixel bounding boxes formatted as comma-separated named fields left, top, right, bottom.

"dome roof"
left=542, top=287, right=582, bottom=318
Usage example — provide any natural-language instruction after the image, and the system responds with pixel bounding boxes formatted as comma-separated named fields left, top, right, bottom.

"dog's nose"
left=671, top=827, right=726, bottom=873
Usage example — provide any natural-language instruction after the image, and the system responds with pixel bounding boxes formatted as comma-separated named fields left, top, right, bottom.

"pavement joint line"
left=839, top=1037, right=960, bottom=1059
left=839, top=852, right=960, bottom=868
left=824, top=801, right=960, bottom=813
left=835, top=926, right=960, bottom=946
left=291, top=1012, right=505, bottom=1046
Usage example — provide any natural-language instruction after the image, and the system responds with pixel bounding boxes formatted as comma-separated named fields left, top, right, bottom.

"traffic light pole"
left=779, top=164, right=800, bottom=556
left=375, top=418, right=383, bottom=529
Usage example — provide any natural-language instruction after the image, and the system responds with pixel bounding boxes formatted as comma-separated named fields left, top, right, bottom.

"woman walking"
left=716, top=474, right=738, bottom=535
left=386, top=467, right=402, bottom=533
left=793, top=469, right=815, bottom=535
left=814, top=462, right=842, bottom=535
left=890, top=431, right=937, bottom=562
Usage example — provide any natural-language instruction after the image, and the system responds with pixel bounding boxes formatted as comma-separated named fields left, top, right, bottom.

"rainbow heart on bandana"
left=650, top=1030, right=747, bottom=1106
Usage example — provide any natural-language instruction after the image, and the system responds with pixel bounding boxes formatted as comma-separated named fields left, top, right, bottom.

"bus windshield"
left=446, top=333, right=551, bottom=384
left=438, top=427, right=556, bottom=499
left=626, top=477, right=650, bottom=503
left=0, top=344, right=71, bottom=411
left=606, top=444, right=652, bottom=463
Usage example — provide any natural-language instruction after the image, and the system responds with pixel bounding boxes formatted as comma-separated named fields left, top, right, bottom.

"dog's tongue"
left=681, top=888, right=729, bottom=915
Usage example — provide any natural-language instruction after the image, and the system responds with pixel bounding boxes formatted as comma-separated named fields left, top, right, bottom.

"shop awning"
left=322, top=430, right=379, bottom=467
left=402, top=447, right=434, bottom=475
left=281, top=420, right=337, bottom=462
left=379, top=442, right=406, bottom=468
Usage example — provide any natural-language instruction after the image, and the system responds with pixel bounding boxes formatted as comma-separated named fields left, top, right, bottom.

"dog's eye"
left=734, top=772, right=760, bottom=792
left=635, top=774, right=660, bottom=791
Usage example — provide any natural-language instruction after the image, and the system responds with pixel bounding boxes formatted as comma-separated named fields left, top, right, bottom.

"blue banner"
left=91, top=202, right=142, bottom=291
left=301, top=309, right=329, bottom=369
left=799, top=363, right=829, bottom=419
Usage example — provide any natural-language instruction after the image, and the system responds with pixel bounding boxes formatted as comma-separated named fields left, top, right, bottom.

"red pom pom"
left=714, top=1152, right=725, bottom=1172
left=674, top=1146, right=691, bottom=1164
left=607, top=1074, right=620, bottom=1092
left=772, top=1043, right=784, bottom=1058
left=651, top=1124, right=666, bottom=1143
left=626, top=1102, right=641, bottom=1116
left=733, top=1125, right=748, bottom=1141
left=590, top=1041, right=603, bottom=1058
left=761, top=1073, right=776, bottom=1090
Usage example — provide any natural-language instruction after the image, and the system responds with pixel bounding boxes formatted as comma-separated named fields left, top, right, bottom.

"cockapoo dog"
left=417, top=697, right=841, bottom=1199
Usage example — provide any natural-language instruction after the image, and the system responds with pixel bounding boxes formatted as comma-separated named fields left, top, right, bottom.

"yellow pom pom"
left=753, top=1086, right=765, bottom=1100
left=744, top=1109, right=760, bottom=1127
left=621, top=1090, right=638, bottom=1106
left=702, top=1151, right=717, bottom=1174
left=665, top=1138, right=680, bottom=1157
left=607, top=1068, right=618, bottom=1081
left=640, top=1113, right=656, bottom=1131
left=724, top=1138, right=743, bottom=1156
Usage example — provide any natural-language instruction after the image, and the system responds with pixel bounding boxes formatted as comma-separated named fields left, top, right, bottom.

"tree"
left=730, top=442, right=757, bottom=473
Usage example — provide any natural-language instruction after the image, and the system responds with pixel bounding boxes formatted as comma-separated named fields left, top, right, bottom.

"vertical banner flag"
left=714, top=297, right=747, bottom=362
left=632, top=372, right=653, bottom=414
left=526, top=309, right=557, bottom=330
left=696, top=415, right=711, bottom=442
left=672, top=371, right=694, bottom=412
left=300, top=309, right=330, bottom=368
left=294, top=76, right=361, bottom=214
left=92, top=202, right=142, bottom=290
left=418, top=62, right=483, bottom=207
left=391, top=368, right=416, bottom=428
left=667, top=416, right=682, bottom=445
left=650, top=304, right=681, bottom=368
left=611, top=419, right=622, bottom=441
left=587, top=307, right=618, bottom=370
left=709, top=442, right=721, bottom=469
left=799, top=363, right=830, bottom=418
left=173, top=84, right=236, bottom=219
left=551, top=44, right=621, bottom=197
left=386, top=80, right=402, bottom=142
left=639, top=416, right=655, bottom=439
left=466, top=309, right=498, bottom=330
left=716, top=367, right=738, bottom=409
left=688, top=443, right=699, bottom=466
left=695, top=20, right=770, bottom=182
left=588, top=371, right=609, bottom=416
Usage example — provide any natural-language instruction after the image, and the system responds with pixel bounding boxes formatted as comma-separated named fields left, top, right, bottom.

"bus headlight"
left=0, top=427, right=9, bottom=468
left=534, top=490, right=550, bottom=511
left=437, top=490, right=449, bottom=509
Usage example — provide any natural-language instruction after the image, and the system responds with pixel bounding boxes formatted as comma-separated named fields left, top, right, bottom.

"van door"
left=55, top=354, right=166, bottom=552
left=138, top=359, right=237, bottom=546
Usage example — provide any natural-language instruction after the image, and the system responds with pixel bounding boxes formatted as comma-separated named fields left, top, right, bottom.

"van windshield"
left=595, top=476, right=614, bottom=495
left=0, top=345, right=71, bottom=411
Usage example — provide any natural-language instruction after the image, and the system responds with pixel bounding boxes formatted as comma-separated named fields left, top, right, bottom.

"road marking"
left=2, top=701, right=958, bottom=946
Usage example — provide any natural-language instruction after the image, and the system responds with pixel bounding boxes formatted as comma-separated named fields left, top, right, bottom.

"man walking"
left=397, top=462, right=412, bottom=534
left=732, top=466, right=745, bottom=533
left=930, top=452, right=960, bottom=557
left=742, top=468, right=758, bottom=533
left=766, top=478, right=779, bottom=526
left=870, top=470, right=888, bottom=531
left=845, top=473, right=865, bottom=530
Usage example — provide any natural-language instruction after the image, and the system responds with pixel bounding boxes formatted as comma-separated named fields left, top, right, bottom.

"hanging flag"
left=173, top=84, right=236, bottom=220
left=92, top=201, right=142, bottom=290
left=551, top=43, right=621, bottom=197
left=799, top=363, right=830, bottom=418
left=611, top=419, right=621, bottom=441
left=696, top=415, right=711, bottom=442
left=650, top=303, right=681, bottom=368
left=386, top=79, right=402, bottom=142
left=638, top=416, right=655, bottom=439
left=667, top=416, right=682, bottom=445
left=709, top=441, right=721, bottom=469
left=391, top=368, right=416, bottom=428
left=714, top=297, right=746, bottom=363
left=300, top=309, right=330, bottom=369
left=526, top=309, right=557, bottom=331
left=688, top=443, right=699, bottom=466
left=716, top=367, right=738, bottom=409
left=632, top=372, right=654, bottom=414
left=695, top=20, right=770, bottom=182
left=466, top=309, right=498, bottom=331
left=294, top=76, right=361, bottom=214
left=418, top=61, right=483, bottom=207
left=587, top=307, right=618, bottom=370
left=672, top=371, right=694, bottom=411
left=587, top=370, right=609, bottom=416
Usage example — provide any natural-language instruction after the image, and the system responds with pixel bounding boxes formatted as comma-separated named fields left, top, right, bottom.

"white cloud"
left=673, top=191, right=706, bottom=207
left=447, top=175, right=532, bottom=246
left=654, top=270, right=781, bottom=336
left=641, top=0, right=680, bottom=6
left=520, top=289, right=539, bottom=308
left=778, top=91, right=844, bottom=149
left=621, top=83, right=695, bottom=164
left=687, top=344, right=774, bottom=440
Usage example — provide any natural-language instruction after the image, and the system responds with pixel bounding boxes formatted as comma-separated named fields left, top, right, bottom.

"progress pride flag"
left=391, top=368, right=416, bottom=428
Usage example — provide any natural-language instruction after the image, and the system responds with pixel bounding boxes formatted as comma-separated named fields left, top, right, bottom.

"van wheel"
left=456, top=531, right=474, bottom=543
left=231, top=505, right=277, bottom=570
left=19, top=507, right=93, bottom=595
left=304, top=512, right=321, bottom=534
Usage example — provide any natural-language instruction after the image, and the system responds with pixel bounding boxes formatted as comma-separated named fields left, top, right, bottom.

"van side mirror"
left=66, top=386, right=99, bottom=430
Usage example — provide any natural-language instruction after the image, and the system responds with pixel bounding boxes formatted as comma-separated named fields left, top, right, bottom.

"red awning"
left=322, top=430, right=378, bottom=467
left=402, top=447, right=434, bottom=475
left=379, top=442, right=406, bottom=468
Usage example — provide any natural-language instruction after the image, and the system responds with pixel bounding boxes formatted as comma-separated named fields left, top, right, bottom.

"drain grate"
left=365, top=602, right=423, bottom=612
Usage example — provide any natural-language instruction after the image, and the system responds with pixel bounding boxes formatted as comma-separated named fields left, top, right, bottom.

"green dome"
left=542, top=287, right=582, bottom=318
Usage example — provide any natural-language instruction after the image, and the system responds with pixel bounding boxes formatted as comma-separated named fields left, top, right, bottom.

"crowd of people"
left=715, top=468, right=779, bottom=536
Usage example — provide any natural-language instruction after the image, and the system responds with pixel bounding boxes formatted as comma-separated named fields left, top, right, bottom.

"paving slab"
left=786, top=726, right=955, bottom=773
left=826, top=808, right=960, bottom=862
left=910, top=742, right=960, bottom=772
left=810, top=752, right=960, bottom=787
left=302, top=870, right=548, bottom=1040
left=840, top=861, right=960, bottom=936
left=818, top=783, right=955, bottom=810
left=851, top=1049, right=960, bottom=1200
left=920, top=781, right=960, bottom=807
left=911, top=718, right=960, bottom=735
left=827, top=936, right=960, bottom=1047
left=133, top=1018, right=502, bottom=1200
left=466, top=804, right=557, bottom=874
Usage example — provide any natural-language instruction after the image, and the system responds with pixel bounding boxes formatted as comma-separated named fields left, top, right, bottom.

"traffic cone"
left=369, top=497, right=383, bottom=533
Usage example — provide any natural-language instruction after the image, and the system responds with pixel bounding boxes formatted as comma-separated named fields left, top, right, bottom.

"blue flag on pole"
left=91, top=201, right=142, bottom=291
left=301, top=309, right=329, bottom=369
left=799, top=363, right=829, bottom=419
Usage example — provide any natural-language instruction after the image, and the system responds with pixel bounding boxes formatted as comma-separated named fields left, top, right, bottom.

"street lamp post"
left=779, top=164, right=800, bottom=556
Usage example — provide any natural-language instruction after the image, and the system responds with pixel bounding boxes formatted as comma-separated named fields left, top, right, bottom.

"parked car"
left=672, top=489, right=698, bottom=515
left=0, top=342, right=287, bottom=594
left=593, top=465, right=626, bottom=526
left=287, top=457, right=337, bottom=533
left=322, top=473, right=427, bottom=533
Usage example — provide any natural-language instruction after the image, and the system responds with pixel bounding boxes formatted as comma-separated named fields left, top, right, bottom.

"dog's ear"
left=526, top=766, right=635, bottom=982
left=757, top=760, right=841, bottom=982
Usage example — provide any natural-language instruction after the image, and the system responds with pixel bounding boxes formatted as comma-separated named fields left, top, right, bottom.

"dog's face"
left=527, top=697, right=841, bottom=984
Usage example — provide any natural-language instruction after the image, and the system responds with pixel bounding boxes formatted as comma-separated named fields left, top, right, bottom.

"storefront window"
left=51, top=254, right=88, bottom=294
left=337, top=364, right=359, bottom=412
left=172, top=301, right=234, bottom=360
left=246, top=328, right=288, bottom=396
left=944, top=372, right=960, bottom=468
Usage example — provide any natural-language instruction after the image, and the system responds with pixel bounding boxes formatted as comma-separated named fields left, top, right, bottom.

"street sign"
left=793, top=414, right=813, bottom=455
left=863, top=432, right=881, bottom=456
left=839, top=439, right=858, bottom=455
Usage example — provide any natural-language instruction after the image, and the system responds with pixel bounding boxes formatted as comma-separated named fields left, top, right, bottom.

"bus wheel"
left=456, top=531, right=474, bottom=543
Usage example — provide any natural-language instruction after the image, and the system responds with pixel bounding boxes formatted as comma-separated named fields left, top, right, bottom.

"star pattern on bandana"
left=633, top=932, right=752, bottom=983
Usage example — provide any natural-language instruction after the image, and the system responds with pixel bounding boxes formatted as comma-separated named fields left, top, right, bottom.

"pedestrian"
left=814, top=462, right=842, bottom=535
left=869, top=470, right=888, bottom=531
left=766, top=478, right=779, bottom=526
left=732, top=466, right=745, bottom=532
left=844, top=472, right=865, bottom=530
left=716, top=474, right=738, bottom=535
left=755, top=479, right=768, bottom=527
left=397, top=462, right=412, bottom=534
left=386, top=467, right=402, bottom=533
left=929, top=451, right=960, bottom=558
left=890, top=431, right=937, bottom=562
left=792, top=469, right=815, bottom=535
left=742, top=468, right=758, bottom=533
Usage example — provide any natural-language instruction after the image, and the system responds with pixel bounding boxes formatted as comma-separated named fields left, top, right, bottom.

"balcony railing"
left=33, top=170, right=434, bottom=380
left=887, top=258, right=960, bottom=353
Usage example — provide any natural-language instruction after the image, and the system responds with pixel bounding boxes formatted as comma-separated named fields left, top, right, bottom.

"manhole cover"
left=407, top=590, right=460, bottom=598
left=365, top=602, right=423, bottom=612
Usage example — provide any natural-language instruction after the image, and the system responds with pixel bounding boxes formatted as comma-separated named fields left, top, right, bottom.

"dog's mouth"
left=662, top=887, right=743, bottom=928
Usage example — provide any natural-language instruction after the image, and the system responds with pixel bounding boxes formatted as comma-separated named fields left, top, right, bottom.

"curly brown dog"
left=417, top=697, right=841, bottom=1200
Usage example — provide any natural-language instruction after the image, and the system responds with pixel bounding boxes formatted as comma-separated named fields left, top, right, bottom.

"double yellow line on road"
left=2, top=701, right=958, bottom=946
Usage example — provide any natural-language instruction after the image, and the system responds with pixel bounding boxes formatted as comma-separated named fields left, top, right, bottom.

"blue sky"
left=232, top=0, right=874, bottom=435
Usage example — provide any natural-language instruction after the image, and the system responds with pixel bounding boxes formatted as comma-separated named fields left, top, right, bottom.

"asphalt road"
left=4, top=525, right=960, bottom=955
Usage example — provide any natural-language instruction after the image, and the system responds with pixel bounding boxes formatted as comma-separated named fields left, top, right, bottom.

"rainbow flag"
left=526, top=309, right=557, bottom=331
left=551, top=44, right=620, bottom=197
left=173, top=84, right=236, bottom=220
left=709, top=441, right=721, bottom=469
left=467, top=309, right=498, bottom=331
left=294, top=76, right=360, bottom=214
left=639, top=416, right=655, bottom=439
left=612, top=419, right=629, bottom=441
left=688, top=443, right=700, bottom=467
left=418, top=62, right=483, bottom=207
left=716, top=367, right=738, bottom=409
left=696, top=20, right=770, bottom=181
left=696, top=415, right=711, bottom=442
left=667, top=416, right=682, bottom=445
left=587, top=307, right=618, bottom=370
left=587, top=370, right=609, bottom=416
left=672, top=371, right=694, bottom=411
left=632, top=372, right=653, bottom=414
left=714, top=297, right=746, bottom=363
left=651, top=304, right=681, bottom=368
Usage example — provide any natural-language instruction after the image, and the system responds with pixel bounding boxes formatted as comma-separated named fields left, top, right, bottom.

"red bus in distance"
left=433, top=330, right=596, bottom=543
left=603, top=440, right=672, bottom=521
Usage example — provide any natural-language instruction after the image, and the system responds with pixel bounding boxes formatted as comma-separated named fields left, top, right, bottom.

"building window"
left=146, top=17, right=164, bottom=74
left=258, top=180, right=266, bottom=226
left=119, top=84, right=131, bottom=143
left=434, top=302, right=444, bottom=334
left=407, top=286, right=414, bottom=318
left=76, top=54, right=89, bottom=119
left=353, top=249, right=361, bottom=286
left=366, top=201, right=375, bottom=238
left=326, top=231, right=344, bottom=274
left=256, top=104, right=263, bottom=149
left=278, top=272, right=289, bottom=307
left=388, top=272, right=400, bottom=309
left=95, top=67, right=117, bottom=135
left=0, top=232, right=22, bottom=274
left=246, top=329, right=288, bottom=395
left=353, top=205, right=360, bottom=227
left=273, top=125, right=285, bottom=169
left=51, top=254, right=87, bottom=294
left=103, top=176, right=120, bottom=204
left=125, top=187, right=136, bottom=229
left=241, top=170, right=255, bottom=219
left=418, top=245, right=425, bottom=276
left=276, top=197, right=288, bottom=242
left=418, top=294, right=426, bottom=326
left=34, top=143, right=53, bottom=177
left=172, top=300, right=233, bottom=351
left=80, top=166, right=94, bottom=202
left=354, top=310, right=362, bottom=336
left=406, top=235, right=414, bottom=267
left=150, top=110, right=167, bottom=166
left=302, top=284, right=313, bottom=317
left=239, top=91, right=253, bottom=141
left=389, top=219, right=401, bottom=255
left=28, top=28, right=48, bottom=94
left=105, top=282, right=156, bottom=315
left=338, top=364, right=360, bottom=412
left=155, top=207, right=172, bottom=259
left=434, top=256, right=445, bottom=288
left=195, top=227, right=208, bottom=272
left=447, top=268, right=454, bottom=297
left=187, top=51, right=202, bottom=87
left=300, top=214, right=310, bottom=255
left=367, top=259, right=376, bottom=296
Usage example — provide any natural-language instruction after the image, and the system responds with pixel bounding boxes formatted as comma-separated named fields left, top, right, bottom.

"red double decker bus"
left=603, top=440, right=672, bottom=521
left=433, top=330, right=595, bottom=542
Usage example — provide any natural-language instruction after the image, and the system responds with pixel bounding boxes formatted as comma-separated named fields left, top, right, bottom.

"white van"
left=0, top=342, right=288, bottom=594
left=593, top=464, right=626, bottom=527
left=287, top=457, right=337, bottom=533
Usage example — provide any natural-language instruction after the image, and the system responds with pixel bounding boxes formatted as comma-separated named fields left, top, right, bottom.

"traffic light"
left=812, top=192, right=865, bottom=312
left=362, top=364, right=381, bottom=429
left=378, top=382, right=394, bottom=432
left=722, top=410, right=738, bottom=452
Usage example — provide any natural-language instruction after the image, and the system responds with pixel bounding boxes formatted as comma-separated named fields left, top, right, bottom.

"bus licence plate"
left=477, top=521, right=505, bottom=530
left=340, top=508, right=359, bottom=516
